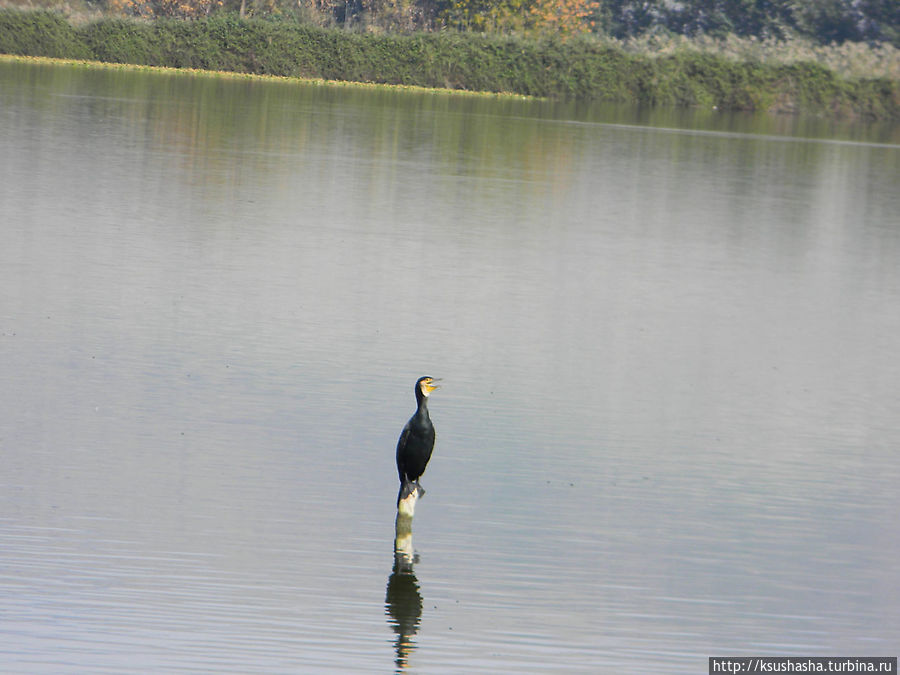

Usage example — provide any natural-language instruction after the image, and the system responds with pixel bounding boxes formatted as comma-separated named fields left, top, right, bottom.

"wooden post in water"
left=394, top=491, right=417, bottom=566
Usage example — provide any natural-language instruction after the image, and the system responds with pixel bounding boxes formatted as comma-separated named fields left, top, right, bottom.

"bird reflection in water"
left=385, top=504, right=422, bottom=670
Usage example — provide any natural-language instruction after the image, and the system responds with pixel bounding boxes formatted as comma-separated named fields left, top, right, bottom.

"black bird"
left=396, top=376, right=439, bottom=505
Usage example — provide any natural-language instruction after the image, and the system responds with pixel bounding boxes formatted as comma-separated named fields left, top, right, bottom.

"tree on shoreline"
left=109, top=0, right=223, bottom=17
left=598, top=0, right=898, bottom=45
left=96, top=0, right=900, bottom=45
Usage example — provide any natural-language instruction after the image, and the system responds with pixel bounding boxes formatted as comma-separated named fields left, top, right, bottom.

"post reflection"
left=385, top=510, right=422, bottom=671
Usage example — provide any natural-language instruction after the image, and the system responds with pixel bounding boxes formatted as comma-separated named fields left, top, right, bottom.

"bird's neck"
left=415, top=395, right=430, bottom=420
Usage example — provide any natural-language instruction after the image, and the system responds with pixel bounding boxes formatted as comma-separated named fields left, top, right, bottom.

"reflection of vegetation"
left=1, top=11, right=897, bottom=119
left=0, top=54, right=604, bottom=201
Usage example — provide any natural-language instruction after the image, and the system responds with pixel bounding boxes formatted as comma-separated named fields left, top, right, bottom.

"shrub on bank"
left=0, top=9, right=897, bottom=119
left=0, top=8, right=90, bottom=58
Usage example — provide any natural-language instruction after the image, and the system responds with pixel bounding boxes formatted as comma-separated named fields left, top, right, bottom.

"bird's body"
left=396, top=376, right=439, bottom=505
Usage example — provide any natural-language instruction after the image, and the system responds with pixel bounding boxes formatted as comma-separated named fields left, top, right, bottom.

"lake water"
left=1, top=59, right=898, bottom=673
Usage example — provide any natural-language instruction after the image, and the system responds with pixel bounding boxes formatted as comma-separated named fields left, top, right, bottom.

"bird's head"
left=417, top=376, right=440, bottom=398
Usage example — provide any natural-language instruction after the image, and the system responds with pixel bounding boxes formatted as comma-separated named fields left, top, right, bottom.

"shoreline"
left=1, top=11, right=897, bottom=121
left=0, top=52, right=535, bottom=100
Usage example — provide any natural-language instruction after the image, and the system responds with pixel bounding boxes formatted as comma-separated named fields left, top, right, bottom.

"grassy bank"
left=1, top=9, right=898, bottom=119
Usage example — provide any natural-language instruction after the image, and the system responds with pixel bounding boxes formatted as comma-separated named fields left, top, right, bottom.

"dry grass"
left=612, top=33, right=900, bottom=81
left=0, top=0, right=103, bottom=22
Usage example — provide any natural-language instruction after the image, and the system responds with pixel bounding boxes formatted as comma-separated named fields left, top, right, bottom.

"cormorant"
left=396, top=376, right=439, bottom=505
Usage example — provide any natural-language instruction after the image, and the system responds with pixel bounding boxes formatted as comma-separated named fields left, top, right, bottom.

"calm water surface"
left=1, top=60, right=899, bottom=673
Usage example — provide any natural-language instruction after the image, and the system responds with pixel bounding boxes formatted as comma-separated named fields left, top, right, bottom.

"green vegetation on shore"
left=1, top=9, right=898, bottom=119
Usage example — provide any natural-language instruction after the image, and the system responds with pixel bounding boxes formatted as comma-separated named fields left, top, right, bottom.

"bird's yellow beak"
left=423, top=378, right=441, bottom=394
